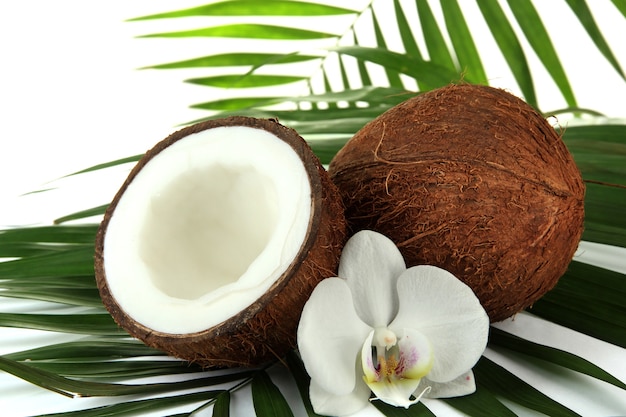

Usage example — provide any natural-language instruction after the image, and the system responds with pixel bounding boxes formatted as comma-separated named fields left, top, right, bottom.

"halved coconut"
left=95, top=116, right=346, bottom=368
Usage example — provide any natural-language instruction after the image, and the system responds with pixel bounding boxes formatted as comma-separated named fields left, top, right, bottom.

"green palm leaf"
left=415, top=0, right=458, bottom=75
left=565, top=0, right=626, bottom=80
left=38, top=391, right=223, bottom=417
left=506, top=0, right=577, bottom=107
left=612, top=0, right=626, bottom=17
left=128, top=1, right=357, bottom=20
left=0, top=313, right=121, bottom=336
left=490, top=327, right=626, bottom=391
left=476, top=0, right=537, bottom=107
left=212, top=391, right=231, bottom=417
left=333, top=46, right=464, bottom=88
left=470, top=357, right=580, bottom=416
left=0, top=355, right=251, bottom=398
left=186, top=74, right=307, bottom=88
left=2, top=1, right=625, bottom=416
left=0, top=246, right=94, bottom=278
left=134, top=1, right=624, bottom=118
left=54, top=204, right=108, bottom=224
left=529, top=261, right=626, bottom=348
left=441, top=0, right=488, bottom=84
left=139, top=23, right=340, bottom=40
left=5, top=338, right=165, bottom=361
left=443, top=383, right=519, bottom=417
left=251, top=371, right=295, bottom=417
left=141, top=52, right=320, bottom=70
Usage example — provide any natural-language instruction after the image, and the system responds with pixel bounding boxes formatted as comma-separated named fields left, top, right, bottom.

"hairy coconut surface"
left=329, top=84, right=585, bottom=322
left=95, top=116, right=346, bottom=367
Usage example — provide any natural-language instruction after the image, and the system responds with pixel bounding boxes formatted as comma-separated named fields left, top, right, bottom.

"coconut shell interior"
left=95, top=116, right=347, bottom=367
left=329, top=84, right=585, bottom=322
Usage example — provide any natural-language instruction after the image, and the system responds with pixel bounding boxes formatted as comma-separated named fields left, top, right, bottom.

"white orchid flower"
left=297, top=230, right=490, bottom=416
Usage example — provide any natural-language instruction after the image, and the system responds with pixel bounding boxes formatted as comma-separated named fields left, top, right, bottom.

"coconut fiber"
left=329, top=84, right=585, bottom=322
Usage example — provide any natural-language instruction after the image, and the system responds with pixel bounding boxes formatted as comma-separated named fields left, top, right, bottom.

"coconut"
left=95, top=116, right=346, bottom=367
left=328, top=84, right=585, bottom=322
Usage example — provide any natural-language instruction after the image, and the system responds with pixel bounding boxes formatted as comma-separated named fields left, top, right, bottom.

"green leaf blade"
left=130, top=1, right=358, bottom=20
left=0, top=355, right=253, bottom=398
left=143, top=53, right=320, bottom=70
left=612, top=0, right=626, bottom=18
left=212, top=391, right=231, bottom=417
left=0, top=246, right=94, bottom=277
left=186, top=74, right=306, bottom=88
left=565, top=0, right=626, bottom=80
left=565, top=126, right=626, bottom=187
left=332, top=46, right=461, bottom=89
left=39, top=391, right=221, bottom=417
left=0, top=287, right=102, bottom=308
left=0, top=224, right=98, bottom=245
left=192, top=96, right=283, bottom=111
left=415, top=0, right=458, bottom=74
left=0, top=241, right=91, bottom=258
left=285, top=351, right=324, bottom=417
left=370, top=8, right=404, bottom=88
left=506, top=0, right=577, bottom=107
left=0, top=246, right=95, bottom=278
left=476, top=0, right=538, bottom=107
left=582, top=183, right=626, bottom=248
left=251, top=371, right=295, bottom=417
left=442, top=0, right=488, bottom=84
left=530, top=261, right=626, bottom=348
left=473, top=357, right=581, bottom=416
left=0, top=313, right=121, bottom=336
left=54, top=205, right=108, bottom=224
left=490, top=327, right=626, bottom=391
left=392, top=0, right=429, bottom=91
left=6, top=338, right=164, bottom=362
left=65, top=155, right=142, bottom=176
left=443, top=384, right=517, bottom=417
left=139, top=24, right=338, bottom=40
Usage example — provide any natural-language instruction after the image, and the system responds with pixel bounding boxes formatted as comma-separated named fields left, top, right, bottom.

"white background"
left=1, top=1, right=625, bottom=416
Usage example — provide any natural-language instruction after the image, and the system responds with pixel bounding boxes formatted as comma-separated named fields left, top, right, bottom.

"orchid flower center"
left=361, top=327, right=434, bottom=408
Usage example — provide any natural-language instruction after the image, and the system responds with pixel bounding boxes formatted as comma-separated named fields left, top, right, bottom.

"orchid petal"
left=339, top=230, right=406, bottom=327
left=309, top=366, right=371, bottom=416
left=389, top=266, right=489, bottom=383
left=297, top=278, right=371, bottom=395
left=418, top=371, right=477, bottom=398
left=361, top=330, right=378, bottom=383
left=396, top=328, right=434, bottom=380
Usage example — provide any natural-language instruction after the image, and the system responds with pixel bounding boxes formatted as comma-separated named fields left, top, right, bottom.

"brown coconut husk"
left=329, top=84, right=585, bottom=322
left=95, top=116, right=347, bottom=368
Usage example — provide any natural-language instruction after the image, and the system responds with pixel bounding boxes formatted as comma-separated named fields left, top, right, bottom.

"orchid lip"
left=361, top=328, right=434, bottom=407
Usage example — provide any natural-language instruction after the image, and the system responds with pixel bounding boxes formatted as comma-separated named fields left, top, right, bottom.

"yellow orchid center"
left=361, top=328, right=434, bottom=408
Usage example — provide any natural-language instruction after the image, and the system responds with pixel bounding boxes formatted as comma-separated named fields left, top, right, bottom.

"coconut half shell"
left=95, top=116, right=346, bottom=367
left=329, top=84, right=585, bottom=322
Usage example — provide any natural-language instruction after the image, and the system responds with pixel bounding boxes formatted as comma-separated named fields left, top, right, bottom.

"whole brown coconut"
left=329, top=84, right=584, bottom=322
left=95, top=116, right=346, bottom=367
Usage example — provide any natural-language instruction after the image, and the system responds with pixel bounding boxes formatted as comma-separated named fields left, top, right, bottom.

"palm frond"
left=133, top=0, right=625, bottom=119
left=2, top=1, right=625, bottom=416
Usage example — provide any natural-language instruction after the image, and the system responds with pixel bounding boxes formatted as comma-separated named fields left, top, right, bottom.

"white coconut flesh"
left=103, top=126, right=312, bottom=334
